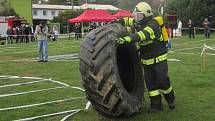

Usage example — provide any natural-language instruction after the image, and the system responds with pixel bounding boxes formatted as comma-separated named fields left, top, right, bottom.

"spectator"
left=15, top=26, right=22, bottom=43
left=20, top=24, right=25, bottom=43
left=177, top=20, right=182, bottom=36
left=74, top=23, right=81, bottom=40
left=203, top=18, right=210, bottom=39
left=34, top=21, right=49, bottom=62
left=52, top=25, right=59, bottom=41
left=188, top=19, right=195, bottom=39
left=24, top=24, right=30, bottom=43
left=29, top=24, right=35, bottom=42
left=6, top=26, right=14, bottom=44
left=0, top=34, right=4, bottom=45
left=89, top=23, right=97, bottom=31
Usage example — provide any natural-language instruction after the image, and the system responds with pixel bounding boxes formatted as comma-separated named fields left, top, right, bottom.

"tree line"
left=166, top=0, right=215, bottom=27
left=0, top=0, right=18, bottom=16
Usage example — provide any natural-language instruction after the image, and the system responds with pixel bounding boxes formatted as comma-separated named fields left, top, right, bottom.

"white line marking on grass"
left=0, top=53, right=80, bottom=62
left=0, top=86, right=68, bottom=98
left=0, top=76, right=44, bottom=80
left=48, top=78, right=85, bottom=91
left=0, top=75, right=20, bottom=79
left=60, top=110, right=81, bottom=121
left=169, top=51, right=215, bottom=56
left=204, top=45, right=215, bottom=51
left=169, top=51, right=198, bottom=55
left=172, top=38, right=214, bottom=46
left=172, top=39, right=206, bottom=46
left=0, top=46, right=79, bottom=55
left=7, top=47, right=20, bottom=49
left=205, top=53, right=215, bottom=55
left=7, top=50, right=38, bottom=54
left=48, top=78, right=70, bottom=87
left=201, top=45, right=206, bottom=56
left=21, top=76, right=45, bottom=80
left=0, top=79, right=47, bottom=88
left=70, top=86, right=85, bottom=92
left=46, top=53, right=79, bottom=60
left=171, top=44, right=215, bottom=52
left=85, top=101, right=91, bottom=110
left=168, top=59, right=181, bottom=62
left=14, top=109, right=83, bottom=121
left=0, top=59, right=33, bottom=62
left=48, top=41, right=81, bottom=45
left=50, top=59, right=79, bottom=62
left=0, top=75, right=86, bottom=120
left=0, top=59, right=79, bottom=63
left=170, top=46, right=202, bottom=52
left=0, top=97, right=85, bottom=111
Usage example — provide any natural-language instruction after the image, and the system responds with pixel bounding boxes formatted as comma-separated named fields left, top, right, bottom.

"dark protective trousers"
left=143, top=60, right=175, bottom=109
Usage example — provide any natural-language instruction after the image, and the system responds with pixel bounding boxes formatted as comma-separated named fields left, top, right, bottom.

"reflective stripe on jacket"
left=121, top=16, right=168, bottom=64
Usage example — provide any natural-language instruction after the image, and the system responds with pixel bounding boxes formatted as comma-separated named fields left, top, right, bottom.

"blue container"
left=167, top=39, right=172, bottom=49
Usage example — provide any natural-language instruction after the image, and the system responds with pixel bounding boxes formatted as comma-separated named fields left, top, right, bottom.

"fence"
left=0, top=33, right=88, bottom=45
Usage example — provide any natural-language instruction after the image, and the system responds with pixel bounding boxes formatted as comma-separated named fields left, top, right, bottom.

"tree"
left=0, top=0, right=19, bottom=16
left=167, top=0, right=215, bottom=27
left=52, top=10, right=83, bottom=23
left=117, top=0, right=162, bottom=14
left=52, top=10, right=83, bottom=33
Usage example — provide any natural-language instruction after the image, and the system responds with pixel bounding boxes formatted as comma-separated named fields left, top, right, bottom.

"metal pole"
left=71, top=0, right=74, bottom=10
left=6, top=35, right=8, bottom=45
left=160, top=0, right=164, bottom=17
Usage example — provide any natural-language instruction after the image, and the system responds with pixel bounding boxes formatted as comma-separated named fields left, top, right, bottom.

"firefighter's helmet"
left=133, top=2, right=153, bottom=21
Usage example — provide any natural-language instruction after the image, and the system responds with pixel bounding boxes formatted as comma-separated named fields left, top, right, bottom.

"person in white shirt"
left=34, top=21, right=49, bottom=62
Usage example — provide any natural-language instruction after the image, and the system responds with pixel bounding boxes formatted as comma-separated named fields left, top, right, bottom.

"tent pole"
left=81, top=22, right=84, bottom=38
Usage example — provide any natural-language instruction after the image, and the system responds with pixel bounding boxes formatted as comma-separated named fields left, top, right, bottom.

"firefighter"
left=115, top=2, right=175, bottom=113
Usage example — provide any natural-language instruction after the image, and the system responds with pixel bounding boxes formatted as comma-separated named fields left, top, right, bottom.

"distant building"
left=80, top=4, right=120, bottom=11
left=32, top=4, right=120, bottom=21
left=32, top=4, right=81, bottom=21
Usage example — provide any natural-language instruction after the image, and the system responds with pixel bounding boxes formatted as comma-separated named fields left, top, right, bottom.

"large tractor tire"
left=79, top=23, right=144, bottom=117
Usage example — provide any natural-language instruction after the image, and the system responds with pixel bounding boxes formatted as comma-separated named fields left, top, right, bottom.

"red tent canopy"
left=68, top=10, right=116, bottom=23
left=113, top=10, right=133, bottom=18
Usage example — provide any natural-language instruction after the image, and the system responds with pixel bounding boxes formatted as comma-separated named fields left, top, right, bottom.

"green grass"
left=0, top=35, right=215, bottom=121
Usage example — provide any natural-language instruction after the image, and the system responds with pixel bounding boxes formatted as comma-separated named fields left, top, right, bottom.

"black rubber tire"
left=79, top=23, right=144, bottom=117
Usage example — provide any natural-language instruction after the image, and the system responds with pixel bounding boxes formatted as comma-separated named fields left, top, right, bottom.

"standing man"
left=188, top=19, right=195, bottom=39
left=29, top=24, right=35, bottom=42
left=24, top=24, right=30, bottom=43
left=20, top=24, right=25, bottom=43
left=203, top=18, right=210, bottom=39
left=52, top=25, right=59, bottom=41
left=15, top=25, right=21, bottom=43
left=35, top=21, right=49, bottom=62
left=6, top=26, right=14, bottom=44
left=116, top=2, right=175, bottom=113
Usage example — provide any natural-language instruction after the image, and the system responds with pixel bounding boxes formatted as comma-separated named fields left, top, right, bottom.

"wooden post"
left=202, top=48, right=206, bottom=71
left=81, top=22, right=84, bottom=38
left=202, top=44, right=207, bottom=71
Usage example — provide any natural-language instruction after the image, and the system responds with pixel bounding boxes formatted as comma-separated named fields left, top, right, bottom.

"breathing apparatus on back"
left=132, top=2, right=169, bottom=42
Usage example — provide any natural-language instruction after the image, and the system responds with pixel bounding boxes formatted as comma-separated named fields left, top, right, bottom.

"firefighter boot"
left=168, top=100, right=175, bottom=109
left=148, top=95, right=163, bottom=113
left=164, top=90, right=175, bottom=109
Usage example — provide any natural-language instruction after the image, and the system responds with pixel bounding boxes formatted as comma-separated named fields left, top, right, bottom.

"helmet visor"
left=132, top=12, right=144, bottom=21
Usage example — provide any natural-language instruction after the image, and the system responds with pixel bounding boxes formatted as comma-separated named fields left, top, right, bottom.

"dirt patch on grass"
left=0, top=56, right=17, bottom=61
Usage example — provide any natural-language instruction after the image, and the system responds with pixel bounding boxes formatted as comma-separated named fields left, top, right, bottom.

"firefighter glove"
left=115, top=36, right=132, bottom=45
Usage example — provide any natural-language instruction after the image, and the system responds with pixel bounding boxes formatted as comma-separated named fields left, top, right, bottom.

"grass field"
left=0, top=35, right=215, bottom=121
